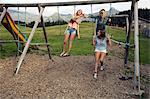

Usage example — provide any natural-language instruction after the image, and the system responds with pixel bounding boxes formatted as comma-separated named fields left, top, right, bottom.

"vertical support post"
left=15, top=7, right=45, bottom=75
left=134, top=0, right=140, bottom=92
left=121, top=16, right=130, bottom=79
left=90, top=4, right=94, bottom=34
left=124, top=16, right=130, bottom=66
left=109, top=3, right=112, bottom=16
left=57, top=6, right=61, bottom=35
left=24, top=7, right=27, bottom=32
left=74, top=5, right=76, bottom=16
left=38, top=6, right=52, bottom=60
left=126, top=17, right=129, bottom=36
left=17, top=7, right=20, bottom=55
left=124, top=1, right=134, bottom=67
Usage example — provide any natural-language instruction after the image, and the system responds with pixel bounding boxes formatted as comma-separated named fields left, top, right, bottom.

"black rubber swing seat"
left=119, top=76, right=132, bottom=81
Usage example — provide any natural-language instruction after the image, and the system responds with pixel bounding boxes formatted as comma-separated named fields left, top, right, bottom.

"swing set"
left=0, top=0, right=142, bottom=95
left=0, top=7, right=52, bottom=56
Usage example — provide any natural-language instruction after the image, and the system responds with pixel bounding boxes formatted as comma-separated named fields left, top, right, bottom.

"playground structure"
left=1, top=12, right=27, bottom=42
left=0, top=0, right=141, bottom=95
left=0, top=6, right=52, bottom=59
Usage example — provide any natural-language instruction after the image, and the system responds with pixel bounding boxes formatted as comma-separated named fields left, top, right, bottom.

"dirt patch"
left=0, top=44, right=149, bottom=99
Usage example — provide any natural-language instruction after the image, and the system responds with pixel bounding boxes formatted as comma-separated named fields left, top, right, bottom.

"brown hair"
left=97, top=30, right=106, bottom=39
left=76, top=9, right=83, bottom=16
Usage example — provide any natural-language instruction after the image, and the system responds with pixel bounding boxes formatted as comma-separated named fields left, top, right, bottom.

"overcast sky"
left=1, top=0, right=150, bottom=16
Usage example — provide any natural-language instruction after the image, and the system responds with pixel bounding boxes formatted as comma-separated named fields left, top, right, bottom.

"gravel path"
left=0, top=44, right=149, bottom=99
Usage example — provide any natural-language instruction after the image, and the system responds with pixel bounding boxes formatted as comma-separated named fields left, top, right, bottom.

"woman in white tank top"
left=92, top=9, right=111, bottom=79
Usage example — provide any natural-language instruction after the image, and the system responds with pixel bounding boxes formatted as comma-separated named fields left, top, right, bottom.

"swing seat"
left=119, top=76, right=132, bottom=81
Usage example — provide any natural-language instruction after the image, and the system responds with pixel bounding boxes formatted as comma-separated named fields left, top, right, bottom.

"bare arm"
left=92, top=36, right=96, bottom=46
left=74, top=14, right=86, bottom=39
left=107, top=34, right=112, bottom=47
left=77, top=24, right=80, bottom=39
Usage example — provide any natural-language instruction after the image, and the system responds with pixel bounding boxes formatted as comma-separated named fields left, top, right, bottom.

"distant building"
left=132, top=17, right=150, bottom=38
left=139, top=18, right=150, bottom=38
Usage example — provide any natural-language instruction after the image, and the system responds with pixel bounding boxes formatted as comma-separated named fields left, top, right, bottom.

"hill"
left=4, top=9, right=48, bottom=23
left=0, top=7, right=119, bottom=23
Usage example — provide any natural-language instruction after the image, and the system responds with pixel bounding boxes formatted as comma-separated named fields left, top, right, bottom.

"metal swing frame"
left=0, top=0, right=141, bottom=95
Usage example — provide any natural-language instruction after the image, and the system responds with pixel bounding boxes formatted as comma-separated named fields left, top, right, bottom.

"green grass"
left=106, top=26, right=134, bottom=43
left=139, top=35, right=150, bottom=64
left=106, top=26, right=150, bottom=64
left=0, top=23, right=149, bottom=64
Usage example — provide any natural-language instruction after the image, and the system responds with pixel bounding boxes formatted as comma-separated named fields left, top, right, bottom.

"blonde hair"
left=99, top=9, right=107, bottom=19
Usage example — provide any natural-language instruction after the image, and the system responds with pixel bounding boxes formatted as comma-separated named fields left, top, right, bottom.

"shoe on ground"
left=100, top=66, right=104, bottom=71
left=93, top=73, right=97, bottom=79
left=62, top=52, right=70, bottom=57
left=60, top=51, right=66, bottom=57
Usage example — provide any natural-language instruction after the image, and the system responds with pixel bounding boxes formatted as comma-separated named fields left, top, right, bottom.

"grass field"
left=107, top=26, right=150, bottom=64
left=0, top=22, right=149, bottom=64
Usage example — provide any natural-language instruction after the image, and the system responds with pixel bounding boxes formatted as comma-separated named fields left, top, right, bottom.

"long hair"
left=99, top=9, right=107, bottom=19
left=76, top=9, right=83, bottom=16
left=97, top=30, right=106, bottom=39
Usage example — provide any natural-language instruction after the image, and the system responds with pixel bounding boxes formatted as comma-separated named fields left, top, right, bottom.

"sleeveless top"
left=95, top=36, right=107, bottom=50
left=68, top=22, right=78, bottom=30
left=68, top=16, right=84, bottom=30
left=96, top=16, right=107, bottom=35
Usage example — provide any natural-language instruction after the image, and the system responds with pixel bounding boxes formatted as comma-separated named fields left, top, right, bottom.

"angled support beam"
left=38, top=6, right=53, bottom=61
left=0, top=7, right=7, bottom=50
left=0, top=7, right=19, bottom=47
left=15, top=6, right=45, bottom=75
left=0, top=7, right=7, bottom=23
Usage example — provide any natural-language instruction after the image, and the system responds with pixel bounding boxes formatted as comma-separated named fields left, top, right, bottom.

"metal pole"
left=17, top=7, right=20, bottom=56
left=15, top=7, right=45, bottom=75
left=57, top=6, right=61, bottom=35
left=74, top=5, right=76, bottom=16
left=109, top=3, right=112, bottom=16
left=124, top=16, right=130, bottom=66
left=90, top=4, right=94, bottom=34
left=134, top=0, right=140, bottom=92
left=124, top=1, right=134, bottom=67
left=126, top=17, right=129, bottom=36
left=24, top=7, right=27, bottom=32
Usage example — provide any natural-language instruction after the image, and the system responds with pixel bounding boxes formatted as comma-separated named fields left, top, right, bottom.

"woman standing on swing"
left=60, top=9, right=86, bottom=57
left=92, top=9, right=112, bottom=79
